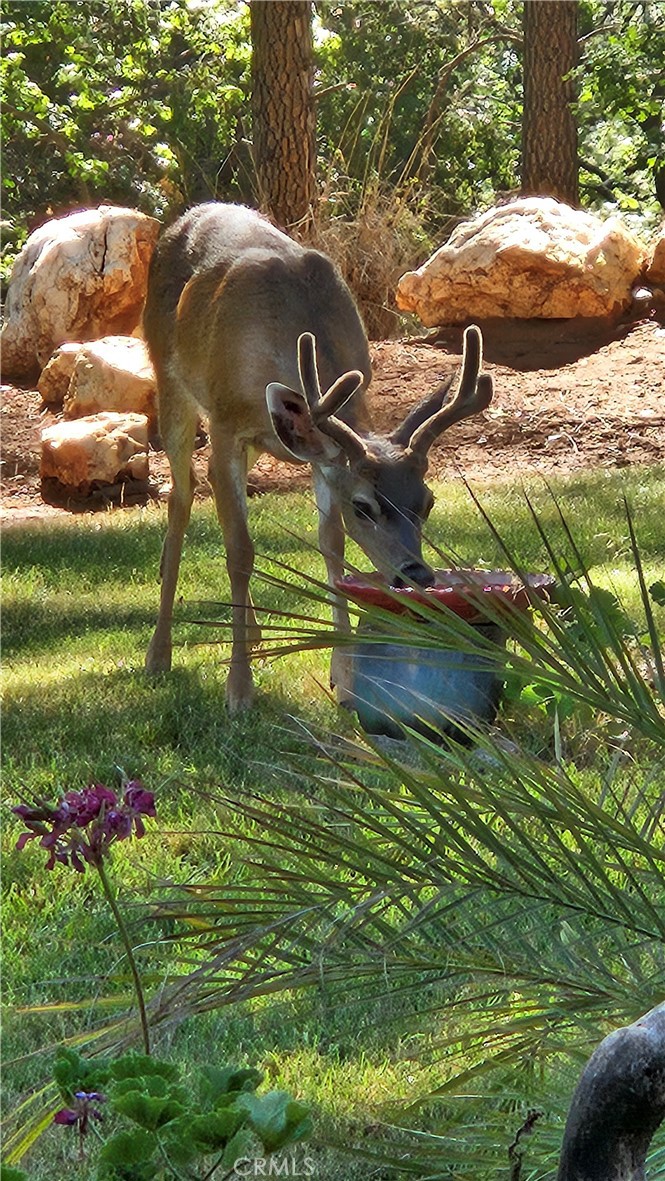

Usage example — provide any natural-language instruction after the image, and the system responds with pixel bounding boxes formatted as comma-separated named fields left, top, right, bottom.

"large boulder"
left=396, top=198, right=647, bottom=327
left=63, top=336, right=157, bottom=423
left=1, top=205, right=160, bottom=379
left=41, top=411, right=149, bottom=491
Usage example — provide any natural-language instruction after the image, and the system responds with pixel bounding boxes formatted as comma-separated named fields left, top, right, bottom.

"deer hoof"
left=226, top=668, right=255, bottom=714
left=145, top=636, right=172, bottom=674
left=330, top=648, right=353, bottom=696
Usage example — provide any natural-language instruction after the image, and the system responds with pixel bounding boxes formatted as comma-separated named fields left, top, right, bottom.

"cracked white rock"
left=1, top=205, right=160, bottom=378
left=396, top=198, right=647, bottom=326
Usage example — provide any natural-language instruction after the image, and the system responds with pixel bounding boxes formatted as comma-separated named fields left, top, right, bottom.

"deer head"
left=266, top=325, right=493, bottom=588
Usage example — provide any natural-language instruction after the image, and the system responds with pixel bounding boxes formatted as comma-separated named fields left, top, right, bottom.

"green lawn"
left=2, top=464, right=664, bottom=1179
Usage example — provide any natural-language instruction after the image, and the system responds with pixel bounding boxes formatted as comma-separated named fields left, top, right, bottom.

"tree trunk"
left=521, top=0, right=579, bottom=205
left=558, top=1002, right=665, bottom=1180
left=250, top=0, right=317, bottom=232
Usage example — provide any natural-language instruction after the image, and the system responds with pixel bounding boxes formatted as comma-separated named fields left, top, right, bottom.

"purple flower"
left=54, top=1090, right=107, bottom=1135
left=54, top=1108, right=79, bottom=1126
left=13, top=780, right=156, bottom=872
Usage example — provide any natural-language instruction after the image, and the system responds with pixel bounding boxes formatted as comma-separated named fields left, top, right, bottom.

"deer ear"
left=266, top=383, right=337, bottom=462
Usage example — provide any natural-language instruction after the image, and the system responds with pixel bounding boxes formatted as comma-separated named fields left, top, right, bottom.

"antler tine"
left=313, top=371, right=365, bottom=421
left=389, top=375, right=454, bottom=448
left=297, top=332, right=322, bottom=410
left=458, top=323, right=482, bottom=396
left=408, top=325, right=491, bottom=457
left=312, top=371, right=367, bottom=461
left=297, top=331, right=367, bottom=460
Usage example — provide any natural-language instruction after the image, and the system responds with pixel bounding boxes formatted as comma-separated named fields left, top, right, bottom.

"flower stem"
left=96, top=859, right=151, bottom=1055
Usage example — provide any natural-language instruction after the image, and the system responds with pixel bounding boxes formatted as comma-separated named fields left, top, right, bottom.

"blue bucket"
left=335, top=570, right=554, bottom=744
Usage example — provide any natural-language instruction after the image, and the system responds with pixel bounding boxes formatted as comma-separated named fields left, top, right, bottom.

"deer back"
left=143, top=203, right=371, bottom=439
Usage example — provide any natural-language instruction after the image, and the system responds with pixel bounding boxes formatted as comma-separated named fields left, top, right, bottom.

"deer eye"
left=352, top=498, right=377, bottom=522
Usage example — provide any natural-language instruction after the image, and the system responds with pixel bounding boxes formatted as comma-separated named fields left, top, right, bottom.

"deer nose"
left=393, top=560, right=435, bottom=589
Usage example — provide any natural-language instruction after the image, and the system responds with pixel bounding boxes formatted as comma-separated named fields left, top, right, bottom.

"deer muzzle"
left=392, top=560, right=436, bottom=589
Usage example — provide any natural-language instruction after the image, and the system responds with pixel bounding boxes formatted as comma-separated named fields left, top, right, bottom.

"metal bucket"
left=335, top=569, right=554, bottom=744
left=349, top=621, right=505, bottom=743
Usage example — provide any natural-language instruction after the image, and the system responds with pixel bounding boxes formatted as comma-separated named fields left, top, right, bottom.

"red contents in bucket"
left=335, top=570, right=555, bottom=621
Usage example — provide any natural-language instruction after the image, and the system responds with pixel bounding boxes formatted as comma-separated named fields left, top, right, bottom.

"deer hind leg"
left=312, top=471, right=352, bottom=699
left=146, top=388, right=199, bottom=674
left=207, top=425, right=260, bottom=713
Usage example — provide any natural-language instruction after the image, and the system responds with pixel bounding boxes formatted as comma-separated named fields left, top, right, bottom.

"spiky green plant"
left=135, top=493, right=665, bottom=1177
left=5, top=492, right=665, bottom=1179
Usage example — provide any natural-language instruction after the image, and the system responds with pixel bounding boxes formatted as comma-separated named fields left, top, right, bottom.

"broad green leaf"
left=236, top=1091, right=313, bottom=1153
left=112, top=1089, right=187, bottom=1130
left=199, top=1064, right=263, bottom=1107
left=189, top=1108, right=244, bottom=1151
left=98, top=1128, right=157, bottom=1170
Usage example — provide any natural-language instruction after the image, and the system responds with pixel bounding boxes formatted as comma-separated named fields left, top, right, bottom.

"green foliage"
left=43, top=1047, right=312, bottom=1180
left=577, top=0, right=665, bottom=214
left=132, top=493, right=664, bottom=1176
left=235, top=1091, right=313, bottom=1154
left=315, top=0, right=523, bottom=226
left=504, top=576, right=640, bottom=723
left=53, top=1047, right=111, bottom=1102
left=1, top=0, right=251, bottom=248
left=97, top=1130, right=157, bottom=1181
left=111, top=1076, right=189, bottom=1132
left=2, top=473, right=664, bottom=1179
left=2, top=0, right=662, bottom=290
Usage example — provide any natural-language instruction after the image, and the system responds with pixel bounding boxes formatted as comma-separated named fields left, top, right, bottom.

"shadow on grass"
left=1, top=599, right=163, bottom=660
left=1, top=588, right=325, bottom=663
left=1, top=500, right=321, bottom=584
left=2, top=661, right=341, bottom=800
left=1, top=513, right=166, bottom=581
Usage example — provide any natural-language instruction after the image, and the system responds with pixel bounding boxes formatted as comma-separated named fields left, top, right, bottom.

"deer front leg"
left=313, top=471, right=353, bottom=702
left=146, top=407, right=198, bottom=674
left=208, top=434, right=259, bottom=714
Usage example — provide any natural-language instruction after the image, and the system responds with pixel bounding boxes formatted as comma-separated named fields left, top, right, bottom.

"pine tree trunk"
left=521, top=0, right=579, bottom=205
left=250, top=0, right=317, bottom=232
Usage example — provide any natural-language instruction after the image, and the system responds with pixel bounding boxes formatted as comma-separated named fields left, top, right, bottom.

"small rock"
left=37, top=343, right=82, bottom=407
left=40, top=411, right=149, bottom=491
left=63, top=336, right=157, bottom=423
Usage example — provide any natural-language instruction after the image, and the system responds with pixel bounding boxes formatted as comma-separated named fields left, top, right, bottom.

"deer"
left=143, top=202, right=493, bottom=713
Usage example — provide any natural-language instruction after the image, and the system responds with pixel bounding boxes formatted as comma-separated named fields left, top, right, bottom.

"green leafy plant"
left=3, top=485, right=664, bottom=1179
left=45, top=1048, right=312, bottom=1179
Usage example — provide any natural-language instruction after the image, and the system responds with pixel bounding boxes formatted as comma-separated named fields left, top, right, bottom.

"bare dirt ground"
left=2, top=316, right=664, bottom=528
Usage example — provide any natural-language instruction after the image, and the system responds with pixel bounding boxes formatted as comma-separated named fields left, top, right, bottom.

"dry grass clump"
left=308, top=184, right=431, bottom=339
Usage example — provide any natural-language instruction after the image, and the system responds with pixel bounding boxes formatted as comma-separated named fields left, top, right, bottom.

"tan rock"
left=1, top=205, right=160, bottom=378
left=646, top=226, right=665, bottom=286
left=396, top=198, right=647, bottom=327
left=63, top=336, right=157, bottom=422
left=40, top=412, right=149, bottom=490
left=37, top=343, right=82, bottom=407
